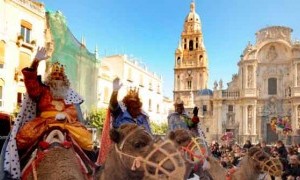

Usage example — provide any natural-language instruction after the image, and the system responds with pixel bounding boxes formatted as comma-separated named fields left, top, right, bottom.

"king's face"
left=51, top=72, right=64, bottom=80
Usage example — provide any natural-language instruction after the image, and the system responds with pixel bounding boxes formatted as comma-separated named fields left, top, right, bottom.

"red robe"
left=16, top=68, right=92, bottom=150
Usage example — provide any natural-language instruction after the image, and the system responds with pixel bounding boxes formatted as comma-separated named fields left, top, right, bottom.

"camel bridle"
left=115, top=127, right=186, bottom=179
left=180, top=136, right=208, bottom=164
left=250, top=150, right=282, bottom=177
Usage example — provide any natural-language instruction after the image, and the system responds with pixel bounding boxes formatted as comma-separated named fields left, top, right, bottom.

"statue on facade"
left=266, top=45, right=278, bottom=61
left=219, top=79, right=223, bottom=90
left=213, top=80, right=218, bottom=90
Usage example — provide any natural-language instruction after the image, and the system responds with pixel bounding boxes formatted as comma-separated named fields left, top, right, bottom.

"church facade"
left=174, top=2, right=300, bottom=144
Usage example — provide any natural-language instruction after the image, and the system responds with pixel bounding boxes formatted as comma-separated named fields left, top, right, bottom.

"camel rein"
left=115, top=128, right=185, bottom=179
left=180, top=136, right=208, bottom=164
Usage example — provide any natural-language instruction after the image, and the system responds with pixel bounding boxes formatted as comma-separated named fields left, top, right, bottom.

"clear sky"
left=41, top=0, right=300, bottom=98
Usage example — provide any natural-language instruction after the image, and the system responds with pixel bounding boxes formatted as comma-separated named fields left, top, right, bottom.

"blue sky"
left=42, top=0, right=300, bottom=98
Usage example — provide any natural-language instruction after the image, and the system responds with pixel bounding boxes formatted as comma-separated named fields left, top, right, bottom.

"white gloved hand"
left=35, top=47, right=50, bottom=62
left=113, top=77, right=123, bottom=91
left=55, top=113, right=66, bottom=121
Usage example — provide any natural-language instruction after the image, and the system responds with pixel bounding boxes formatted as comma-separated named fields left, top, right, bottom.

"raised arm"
left=109, top=77, right=123, bottom=118
left=22, top=47, right=50, bottom=100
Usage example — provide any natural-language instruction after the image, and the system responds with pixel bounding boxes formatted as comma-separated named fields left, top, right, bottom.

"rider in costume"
left=1, top=47, right=92, bottom=179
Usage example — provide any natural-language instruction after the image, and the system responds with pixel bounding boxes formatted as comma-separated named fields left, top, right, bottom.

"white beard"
left=49, top=80, right=69, bottom=100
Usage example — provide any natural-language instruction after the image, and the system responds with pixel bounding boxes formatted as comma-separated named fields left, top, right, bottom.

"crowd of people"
left=210, top=139, right=300, bottom=180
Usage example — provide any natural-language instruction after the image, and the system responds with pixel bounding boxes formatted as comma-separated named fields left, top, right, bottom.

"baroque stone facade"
left=204, top=26, right=300, bottom=144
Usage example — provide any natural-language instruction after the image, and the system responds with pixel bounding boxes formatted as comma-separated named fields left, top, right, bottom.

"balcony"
left=222, top=91, right=240, bottom=99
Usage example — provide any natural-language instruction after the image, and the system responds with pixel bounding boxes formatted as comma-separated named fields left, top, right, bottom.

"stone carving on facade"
left=256, top=26, right=291, bottom=45
left=247, top=66, right=253, bottom=88
left=266, top=45, right=278, bottom=61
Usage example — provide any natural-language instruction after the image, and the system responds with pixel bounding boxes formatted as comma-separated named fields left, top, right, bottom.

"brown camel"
left=22, top=129, right=92, bottom=180
left=168, top=128, right=211, bottom=179
left=230, top=146, right=282, bottom=180
left=98, top=123, right=186, bottom=180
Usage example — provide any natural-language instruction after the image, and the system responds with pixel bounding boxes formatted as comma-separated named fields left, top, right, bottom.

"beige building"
left=0, top=0, right=46, bottom=114
left=174, top=2, right=300, bottom=145
left=100, top=55, right=169, bottom=124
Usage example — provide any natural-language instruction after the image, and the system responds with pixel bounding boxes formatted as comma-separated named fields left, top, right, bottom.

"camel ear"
left=110, top=128, right=121, bottom=143
left=168, top=131, right=176, bottom=140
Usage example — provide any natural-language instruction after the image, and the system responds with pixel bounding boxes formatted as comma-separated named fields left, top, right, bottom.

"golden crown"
left=127, top=87, right=139, bottom=100
left=51, top=62, right=65, bottom=74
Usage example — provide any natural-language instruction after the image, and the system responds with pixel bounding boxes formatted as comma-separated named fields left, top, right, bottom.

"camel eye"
left=134, top=141, right=147, bottom=149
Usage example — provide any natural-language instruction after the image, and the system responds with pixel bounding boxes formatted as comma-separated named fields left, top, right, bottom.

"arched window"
left=177, top=57, right=181, bottom=65
left=148, top=99, right=152, bottom=111
left=189, top=40, right=194, bottom=50
left=104, top=87, right=109, bottom=103
left=268, top=78, right=277, bottom=95
left=0, top=41, right=5, bottom=68
left=177, top=75, right=180, bottom=90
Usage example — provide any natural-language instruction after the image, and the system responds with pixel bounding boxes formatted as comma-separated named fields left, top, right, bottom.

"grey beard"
left=49, top=80, right=69, bottom=100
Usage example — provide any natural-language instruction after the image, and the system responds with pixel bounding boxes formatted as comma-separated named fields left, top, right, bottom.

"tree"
left=86, top=108, right=107, bottom=131
left=150, top=121, right=168, bottom=135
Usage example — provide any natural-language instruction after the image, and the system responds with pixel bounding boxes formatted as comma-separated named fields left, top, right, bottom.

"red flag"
left=97, top=109, right=112, bottom=165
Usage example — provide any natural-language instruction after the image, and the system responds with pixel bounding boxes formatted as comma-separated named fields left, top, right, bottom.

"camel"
left=21, top=128, right=95, bottom=180
left=203, top=146, right=283, bottom=180
left=168, top=128, right=212, bottom=179
left=98, top=123, right=186, bottom=180
left=229, top=146, right=283, bottom=180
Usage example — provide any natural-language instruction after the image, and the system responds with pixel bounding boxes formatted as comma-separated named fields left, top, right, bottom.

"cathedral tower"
left=174, top=1, right=209, bottom=107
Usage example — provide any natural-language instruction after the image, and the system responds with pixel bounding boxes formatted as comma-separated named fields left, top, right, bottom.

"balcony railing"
left=222, top=91, right=240, bottom=99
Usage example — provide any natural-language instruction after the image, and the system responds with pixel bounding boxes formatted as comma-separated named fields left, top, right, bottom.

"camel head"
left=247, top=147, right=283, bottom=177
left=168, top=128, right=208, bottom=164
left=110, top=123, right=186, bottom=180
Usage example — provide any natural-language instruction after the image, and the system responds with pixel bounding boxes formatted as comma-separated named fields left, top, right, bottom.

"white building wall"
left=0, top=0, right=46, bottom=114
left=100, top=55, right=169, bottom=124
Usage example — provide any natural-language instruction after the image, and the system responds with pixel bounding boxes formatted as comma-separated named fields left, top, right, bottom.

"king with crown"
left=109, top=77, right=152, bottom=133
left=0, top=47, right=93, bottom=179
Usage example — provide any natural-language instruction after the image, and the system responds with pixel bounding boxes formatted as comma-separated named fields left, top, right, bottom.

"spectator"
left=282, top=154, right=300, bottom=180
left=261, top=140, right=272, bottom=155
left=243, top=140, right=253, bottom=149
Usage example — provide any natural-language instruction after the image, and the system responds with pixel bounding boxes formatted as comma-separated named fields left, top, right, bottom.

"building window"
left=104, top=87, right=109, bottom=103
left=298, top=105, right=300, bottom=128
left=148, top=99, right=152, bottom=111
left=20, top=20, right=32, bottom=44
left=19, top=52, right=31, bottom=71
left=157, top=84, right=160, bottom=94
left=18, top=52, right=31, bottom=81
left=187, top=80, right=192, bottom=89
left=139, top=76, right=144, bottom=87
left=0, top=86, right=3, bottom=107
left=268, top=78, right=277, bottom=95
left=184, top=39, right=187, bottom=49
left=127, top=68, right=133, bottom=82
left=0, top=41, right=5, bottom=68
left=189, top=40, right=194, bottom=50
left=157, top=104, right=160, bottom=113
left=203, top=105, right=207, bottom=115
left=149, top=81, right=153, bottom=91
left=177, top=75, right=180, bottom=90
left=228, top=105, right=233, bottom=112
left=177, top=57, right=181, bottom=65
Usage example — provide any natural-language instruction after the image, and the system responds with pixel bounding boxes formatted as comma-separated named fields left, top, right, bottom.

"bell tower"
left=174, top=1, right=209, bottom=106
